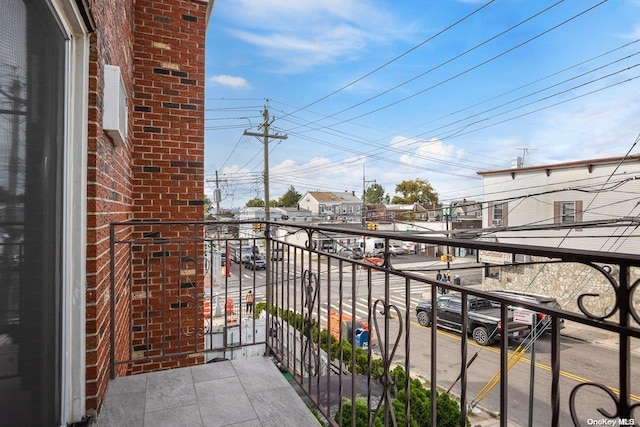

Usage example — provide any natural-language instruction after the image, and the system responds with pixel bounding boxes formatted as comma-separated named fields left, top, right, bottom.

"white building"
left=477, top=155, right=640, bottom=254
left=476, top=155, right=640, bottom=314
left=298, top=191, right=362, bottom=221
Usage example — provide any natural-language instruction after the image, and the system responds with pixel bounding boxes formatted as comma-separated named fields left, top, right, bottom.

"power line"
left=279, top=0, right=498, bottom=121
left=289, top=0, right=565, bottom=132
left=311, top=0, right=611, bottom=131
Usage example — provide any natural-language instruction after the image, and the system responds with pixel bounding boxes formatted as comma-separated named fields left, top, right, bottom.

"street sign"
left=513, top=308, right=535, bottom=325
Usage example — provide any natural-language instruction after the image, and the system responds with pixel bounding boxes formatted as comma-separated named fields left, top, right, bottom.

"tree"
left=278, top=186, right=302, bottom=207
left=365, top=183, right=385, bottom=204
left=203, top=194, right=213, bottom=217
left=246, top=197, right=265, bottom=207
left=391, top=178, right=439, bottom=205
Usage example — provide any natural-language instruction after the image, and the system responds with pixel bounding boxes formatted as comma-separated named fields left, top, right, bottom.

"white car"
left=389, top=244, right=405, bottom=256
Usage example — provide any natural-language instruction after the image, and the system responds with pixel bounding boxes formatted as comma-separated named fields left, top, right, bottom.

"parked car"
left=243, top=254, right=266, bottom=270
left=271, top=248, right=283, bottom=261
left=488, top=290, right=564, bottom=331
left=415, top=295, right=529, bottom=345
left=388, top=244, right=405, bottom=256
left=337, top=246, right=363, bottom=260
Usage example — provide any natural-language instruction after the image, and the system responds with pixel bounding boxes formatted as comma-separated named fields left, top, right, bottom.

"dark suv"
left=415, top=295, right=529, bottom=345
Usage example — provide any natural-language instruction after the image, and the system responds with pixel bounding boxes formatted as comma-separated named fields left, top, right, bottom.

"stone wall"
left=483, top=257, right=639, bottom=320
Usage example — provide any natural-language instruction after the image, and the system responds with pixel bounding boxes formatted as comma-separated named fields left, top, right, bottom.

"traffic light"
left=440, top=254, right=454, bottom=262
left=367, top=222, right=373, bottom=230
left=373, top=223, right=378, bottom=230
left=253, top=223, right=261, bottom=232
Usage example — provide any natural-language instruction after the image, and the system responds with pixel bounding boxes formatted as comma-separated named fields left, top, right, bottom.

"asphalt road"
left=218, top=252, right=640, bottom=425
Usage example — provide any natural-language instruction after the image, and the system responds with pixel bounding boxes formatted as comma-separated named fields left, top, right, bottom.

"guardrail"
left=110, top=220, right=640, bottom=426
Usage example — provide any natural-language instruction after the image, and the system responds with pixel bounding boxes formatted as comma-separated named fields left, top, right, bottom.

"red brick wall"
left=84, top=0, right=207, bottom=413
left=132, top=0, right=206, bottom=221
left=85, top=0, right=136, bottom=412
left=128, top=0, right=207, bottom=375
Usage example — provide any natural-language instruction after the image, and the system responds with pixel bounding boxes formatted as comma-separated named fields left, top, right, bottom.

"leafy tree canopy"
left=278, top=186, right=302, bottom=207
left=245, top=197, right=265, bottom=207
left=204, top=194, right=213, bottom=217
left=365, top=183, right=385, bottom=204
left=391, top=178, right=439, bottom=205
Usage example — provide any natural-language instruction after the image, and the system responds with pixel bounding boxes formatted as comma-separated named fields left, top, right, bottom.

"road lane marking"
left=411, top=319, right=640, bottom=403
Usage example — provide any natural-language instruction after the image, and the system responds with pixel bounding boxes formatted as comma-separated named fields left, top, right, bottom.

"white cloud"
left=218, top=0, right=414, bottom=72
left=209, top=74, right=251, bottom=89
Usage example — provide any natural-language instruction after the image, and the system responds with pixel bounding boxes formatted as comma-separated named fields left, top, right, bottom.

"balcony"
left=99, top=220, right=640, bottom=426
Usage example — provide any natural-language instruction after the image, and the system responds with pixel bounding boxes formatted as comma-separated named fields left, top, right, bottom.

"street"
left=217, top=252, right=640, bottom=425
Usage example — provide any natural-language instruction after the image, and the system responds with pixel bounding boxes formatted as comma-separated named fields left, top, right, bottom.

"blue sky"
left=204, top=0, right=640, bottom=210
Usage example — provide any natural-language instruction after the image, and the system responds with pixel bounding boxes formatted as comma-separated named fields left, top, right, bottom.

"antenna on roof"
left=515, top=147, right=538, bottom=167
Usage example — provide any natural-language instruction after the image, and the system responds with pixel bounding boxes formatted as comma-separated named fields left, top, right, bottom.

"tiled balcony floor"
left=96, top=356, right=321, bottom=427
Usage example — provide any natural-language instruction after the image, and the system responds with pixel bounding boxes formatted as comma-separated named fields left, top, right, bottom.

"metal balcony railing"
left=110, top=220, right=640, bottom=426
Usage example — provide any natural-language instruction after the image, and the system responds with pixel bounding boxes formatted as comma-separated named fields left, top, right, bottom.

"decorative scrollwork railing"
left=371, top=299, right=403, bottom=426
left=302, top=269, right=320, bottom=377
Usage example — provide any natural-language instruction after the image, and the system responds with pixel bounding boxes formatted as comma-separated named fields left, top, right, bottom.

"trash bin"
left=354, top=328, right=369, bottom=348
left=454, top=275, right=461, bottom=285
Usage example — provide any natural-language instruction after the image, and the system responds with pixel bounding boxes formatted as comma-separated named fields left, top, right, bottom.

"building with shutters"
left=476, top=155, right=640, bottom=314
left=477, top=155, right=640, bottom=254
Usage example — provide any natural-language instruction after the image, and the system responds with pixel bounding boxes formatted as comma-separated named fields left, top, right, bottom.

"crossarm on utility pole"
left=243, top=108, right=287, bottom=221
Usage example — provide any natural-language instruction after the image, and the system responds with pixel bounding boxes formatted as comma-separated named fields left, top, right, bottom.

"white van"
left=358, top=238, right=385, bottom=257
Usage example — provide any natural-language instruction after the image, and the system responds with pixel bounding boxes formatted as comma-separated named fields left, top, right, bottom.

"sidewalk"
left=558, top=320, right=640, bottom=356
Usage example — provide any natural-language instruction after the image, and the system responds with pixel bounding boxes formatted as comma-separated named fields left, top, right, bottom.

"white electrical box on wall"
left=103, top=64, right=128, bottom=145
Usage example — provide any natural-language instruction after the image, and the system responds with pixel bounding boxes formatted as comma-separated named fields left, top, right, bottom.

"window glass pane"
left=0, top=1, right=64, bottom=424
left=562, top=202, right=575, bottom=223
left=485, top=265, right=500, bottom=279
left=493, top=203, right=503, bottom=220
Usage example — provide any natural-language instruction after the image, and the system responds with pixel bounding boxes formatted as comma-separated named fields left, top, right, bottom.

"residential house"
left=477, top=155, right=640, bottom=253
left=477, top=155, right=640, bottom=312
left=0, top=0, right=212, bottom=424
left=298, top=191, right=362, bottom=221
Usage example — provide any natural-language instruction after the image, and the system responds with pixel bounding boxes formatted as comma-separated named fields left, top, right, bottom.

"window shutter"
left=501, top=202, right=509, bottom=227
left=488, top=203, right=494, bottom=227
left=575, top=200, right=583, bottom=231
left=575, top=200, right=583, bottom=222
left=554, top=201, right=561, bottom=224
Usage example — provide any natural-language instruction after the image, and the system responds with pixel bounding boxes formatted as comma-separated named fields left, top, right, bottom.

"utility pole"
left=244, top=108, right=287, bottom=355
left=214, top=170, right=221, bottom=215
left=361, top=163, right=376, bottom=228
left=0, top=76, right=26, bottom=224
left=205, top=172, right=226, bottom=216
left=243, top=108, right=287, bottom=221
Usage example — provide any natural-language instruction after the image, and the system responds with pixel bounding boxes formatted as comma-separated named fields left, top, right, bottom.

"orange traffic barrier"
left=225, top=298, right=234, bottom=315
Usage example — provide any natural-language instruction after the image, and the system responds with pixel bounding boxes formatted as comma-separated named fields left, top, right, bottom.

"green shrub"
left=335, top=397, right=383, bottom=427
left=268, top=307, right=469, bottom=426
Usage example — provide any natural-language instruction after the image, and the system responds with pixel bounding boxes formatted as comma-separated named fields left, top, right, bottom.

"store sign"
left=479, top=250, right=512, bottom=265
